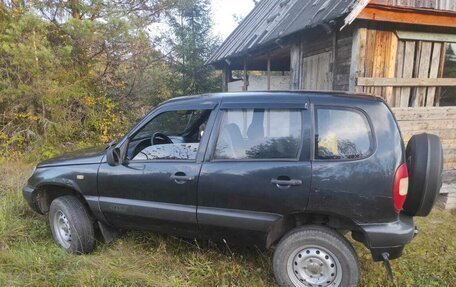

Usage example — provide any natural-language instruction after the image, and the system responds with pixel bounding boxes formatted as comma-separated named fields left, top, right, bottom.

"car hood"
left=37, top=147, right=107, bottom=167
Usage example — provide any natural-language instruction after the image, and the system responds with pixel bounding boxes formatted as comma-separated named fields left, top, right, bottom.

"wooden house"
left=208, top=0, right=456, bottom=172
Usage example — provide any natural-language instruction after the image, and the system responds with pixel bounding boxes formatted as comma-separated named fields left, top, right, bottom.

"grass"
left=0, top=162, right=455, bottom=287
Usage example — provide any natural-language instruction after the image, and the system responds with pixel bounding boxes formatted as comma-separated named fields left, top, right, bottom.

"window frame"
left=312, top=105, right=376, bottom=162
left=125, top=104, right=217, bottom=164
left=208, top=107, right=306, bottom=162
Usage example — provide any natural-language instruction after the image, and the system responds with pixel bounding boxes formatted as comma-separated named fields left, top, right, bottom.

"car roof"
left=161, top=91, right=382, bottom=106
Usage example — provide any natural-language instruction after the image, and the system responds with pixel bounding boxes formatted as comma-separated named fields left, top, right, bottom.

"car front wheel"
left=273, top=225, right=359, bottom=287
left=49, top=195, right=95, bottom=254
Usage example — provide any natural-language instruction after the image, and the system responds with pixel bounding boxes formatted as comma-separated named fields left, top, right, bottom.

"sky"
left=211, top=0, right=255, bottom=40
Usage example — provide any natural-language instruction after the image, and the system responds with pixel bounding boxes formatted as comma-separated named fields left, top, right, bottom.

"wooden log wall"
left=393, top=107, right=456, bottom=170
left=334, top=26, right=354, bottom=91
left=371, top=0, right=456, bottom=11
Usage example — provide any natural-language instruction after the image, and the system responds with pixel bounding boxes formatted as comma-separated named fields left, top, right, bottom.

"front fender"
left=28, top=164, right=99, bottom=197
left=24, top=164, right=101, bottom=215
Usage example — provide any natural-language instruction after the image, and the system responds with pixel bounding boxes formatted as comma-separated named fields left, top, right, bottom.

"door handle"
left=271, top=178, right=303, bottom=187
left=170, top=172, right=194, bottom=184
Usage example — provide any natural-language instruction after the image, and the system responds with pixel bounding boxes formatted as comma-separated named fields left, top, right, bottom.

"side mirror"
left=106, top=147, right=122, bottom=166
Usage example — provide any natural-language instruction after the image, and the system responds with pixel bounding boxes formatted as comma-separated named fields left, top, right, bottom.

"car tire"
left=49, top=195, right=95, bottom=254
left=273, top=225, right=359, bottom=287
left=404, top=133, right=443, bottom=217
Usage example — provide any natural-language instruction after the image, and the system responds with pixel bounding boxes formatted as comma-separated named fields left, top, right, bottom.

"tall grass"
left=0, top=162, right=454, bottom=286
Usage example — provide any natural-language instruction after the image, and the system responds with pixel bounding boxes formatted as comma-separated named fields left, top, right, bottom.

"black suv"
left=23, top=92, right=443, bottom=287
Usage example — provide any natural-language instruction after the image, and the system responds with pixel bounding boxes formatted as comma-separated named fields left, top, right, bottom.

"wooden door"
left=302, top=52, right=333, bottom=91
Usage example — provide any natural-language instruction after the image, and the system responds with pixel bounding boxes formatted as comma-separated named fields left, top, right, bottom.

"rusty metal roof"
left=208, top=0, right=360, bottom=66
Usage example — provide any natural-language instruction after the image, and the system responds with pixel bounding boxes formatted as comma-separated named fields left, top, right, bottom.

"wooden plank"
left=357, top=77, right=456, bottom=87
left=370, top=0, right=456, bottom=11
left=350, top=28, right=367, bottom=92
left=267, top=54, right=271, bottom=91
left=392, top=106, right=456, bottom=113
left=365, top=29, right=377, bottom=94
left=372, top=31, right=389, bottom=98
left=317, top=54, right=326, bottom=90
left=411, top=40, right=423, bottom=106
left=400, top=129, right=456, bottom=140
left=357, top=4, right=456, bottom=28
left=310, top=55, right=318, bottom=90
left=243, top=61, right=248, bottom=91
left=413, top=41, right=432, bottom=106
left=435, top=43, right=448, bottom=106
left=322, top=52, right=332, bottom=90
left=290, top=43, right=301, bottom=90
left=303, top=57, right=310, bottom=90
left=399, top=119, right=456, bottom=131
left=396, top=31, right=456, bottom=43
left=331, top=32, right=337, bottom=90
left=394, top=41, right=405, bottom=107
left=386, top=33, right=398, bottom=106
left=426, top=42, right=443, bottom=106
left=392, top=107, right=456, bottom=120
left=399, top=41, right=416, bottom=107
left=222, top=66, right=231, bottom=92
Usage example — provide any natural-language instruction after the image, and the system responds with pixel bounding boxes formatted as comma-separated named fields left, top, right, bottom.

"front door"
left=197, top=97, right=312, bottom=247
left=98, top=104, right=216, bottom=237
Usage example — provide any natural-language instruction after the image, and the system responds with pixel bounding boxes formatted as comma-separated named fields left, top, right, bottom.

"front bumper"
left=356, top=214, right=416, bottom=261
left=22, top=185, right=41, bottom=214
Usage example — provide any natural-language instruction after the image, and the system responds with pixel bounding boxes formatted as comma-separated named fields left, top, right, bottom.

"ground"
left=0, top=162, right=455, bottom=287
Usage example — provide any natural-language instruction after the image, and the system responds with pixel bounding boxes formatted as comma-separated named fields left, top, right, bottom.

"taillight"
left=393, top=163, right=409, bottom=213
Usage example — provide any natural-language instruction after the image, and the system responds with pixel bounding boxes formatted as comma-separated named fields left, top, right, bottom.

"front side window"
left=315, top=108, right=373, bottom=160
left=214, top=109, right=302, bottom=160
left=129, top=109, right=211, bottom=161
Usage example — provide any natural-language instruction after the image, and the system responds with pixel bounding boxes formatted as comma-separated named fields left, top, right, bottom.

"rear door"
left=197, top=96, right=312, bottom=247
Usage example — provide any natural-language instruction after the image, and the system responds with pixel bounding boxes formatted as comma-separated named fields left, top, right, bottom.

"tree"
left=0, top=0, right=221, bottom=159
left=165, top=0, right=220, bottom=97
left=0, top=1, right=177, bottom=158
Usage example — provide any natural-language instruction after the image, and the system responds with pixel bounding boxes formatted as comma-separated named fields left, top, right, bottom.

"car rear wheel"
left=273, top=225, right=359, bottom=287
left=49, top=195, right=95, bottom=254
left=404, top=133, right=443, bottom=217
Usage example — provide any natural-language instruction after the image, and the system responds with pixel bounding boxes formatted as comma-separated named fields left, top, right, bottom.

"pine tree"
left=166, top=0, right=220, bottom=97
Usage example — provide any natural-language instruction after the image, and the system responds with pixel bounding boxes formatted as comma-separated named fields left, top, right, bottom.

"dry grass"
left=0, top=162, right=455, bottom=286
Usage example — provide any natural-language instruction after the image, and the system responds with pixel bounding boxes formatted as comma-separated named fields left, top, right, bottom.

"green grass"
left=0, top=162, right=455, bottom=287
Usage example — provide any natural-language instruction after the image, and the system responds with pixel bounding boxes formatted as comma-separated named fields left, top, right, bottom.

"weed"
left=0, top=162, right=454, bottom=286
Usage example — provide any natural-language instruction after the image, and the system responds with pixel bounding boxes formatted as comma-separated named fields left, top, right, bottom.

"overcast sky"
left=211, top=0, right=255, bottom=39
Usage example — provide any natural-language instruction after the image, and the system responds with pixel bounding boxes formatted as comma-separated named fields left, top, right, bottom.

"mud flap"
left=98, top=221, right=121, bottom=244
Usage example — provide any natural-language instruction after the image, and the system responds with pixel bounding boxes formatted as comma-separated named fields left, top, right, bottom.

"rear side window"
left=315, top=108, right=373, bottom=160
left=214, top=109, right=302, bottom=160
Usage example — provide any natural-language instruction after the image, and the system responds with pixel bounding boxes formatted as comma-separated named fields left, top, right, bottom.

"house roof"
left=208, top=0, right=367, bottom=67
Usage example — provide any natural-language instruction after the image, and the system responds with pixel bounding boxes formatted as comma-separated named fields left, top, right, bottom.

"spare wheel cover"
left=403, top=133, right=443, bottom=217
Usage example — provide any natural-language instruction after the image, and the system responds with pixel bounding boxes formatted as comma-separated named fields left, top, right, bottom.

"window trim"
left=209, top=108, right=305, bottom=162
left=312, top=105, right=376, bottom=162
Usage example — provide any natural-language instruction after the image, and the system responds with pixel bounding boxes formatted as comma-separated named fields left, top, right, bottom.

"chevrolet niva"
left=24, top=92, right=443, bottom=287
